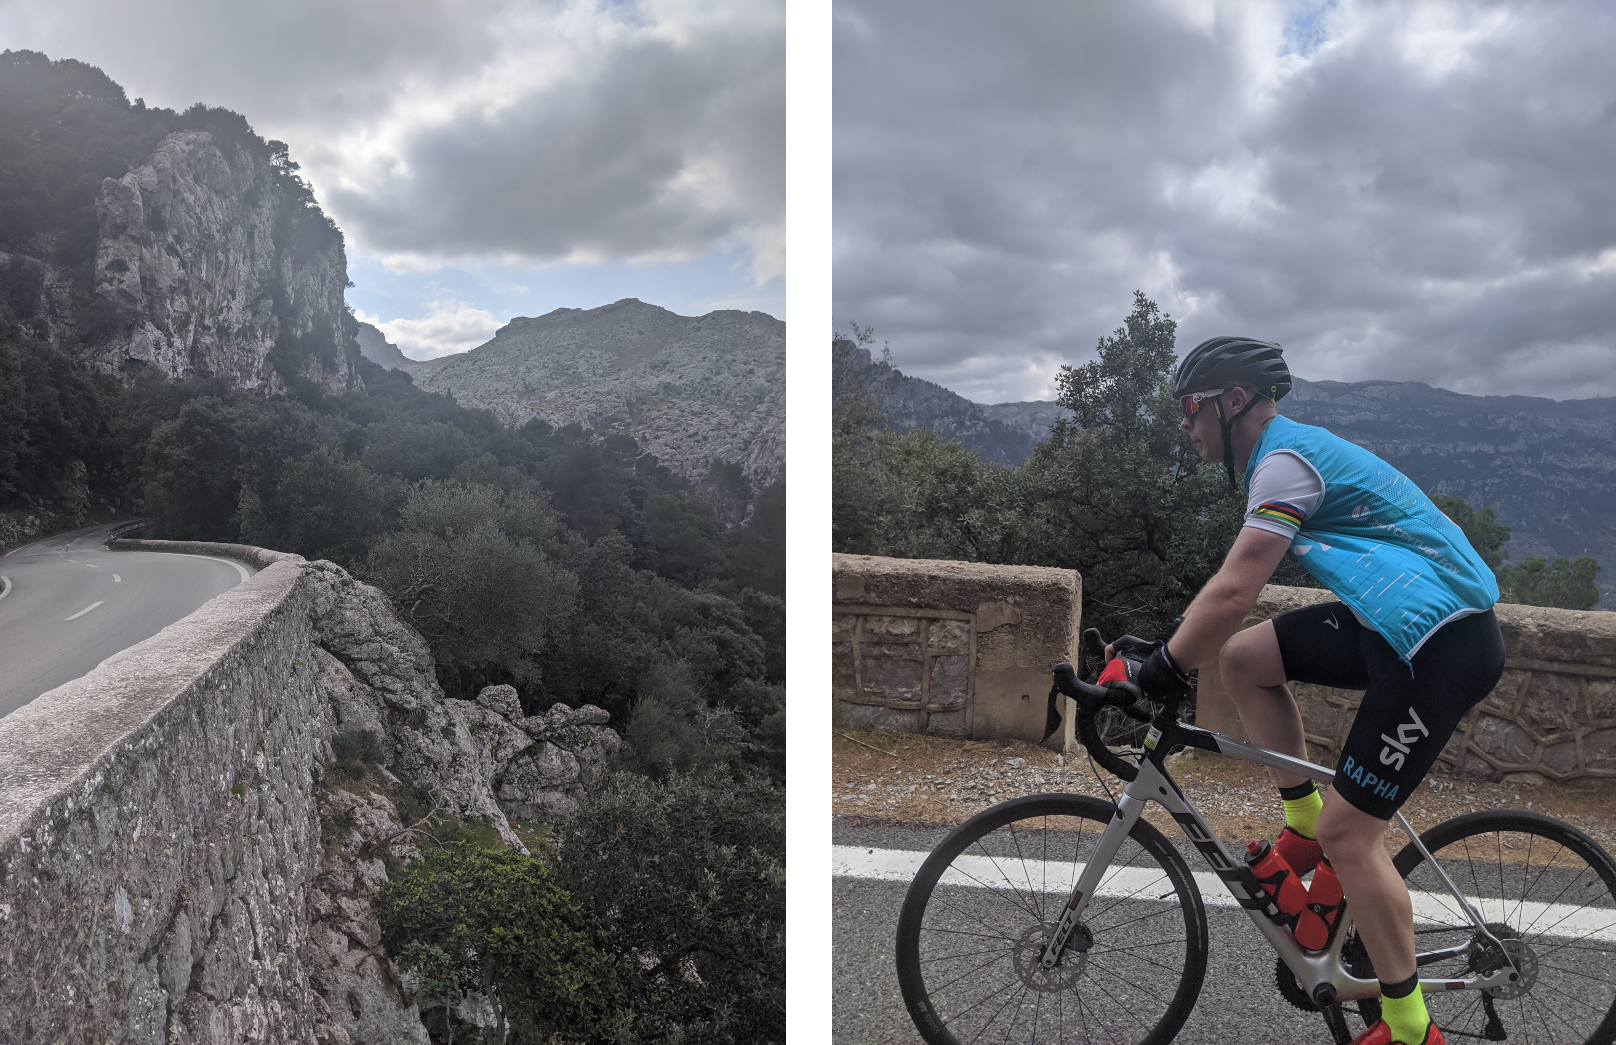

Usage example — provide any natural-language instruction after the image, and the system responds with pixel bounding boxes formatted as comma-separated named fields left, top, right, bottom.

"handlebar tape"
left=1049, top=661, right=1142, bottom=783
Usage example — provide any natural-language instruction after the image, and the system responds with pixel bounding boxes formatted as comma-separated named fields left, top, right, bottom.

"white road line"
left=0, top=575, right=10, bottom=601
left=64, top=601, right=105, bottom=621
left=85, top=563, right=99, bottom=568
left=832, top=845, right=1616, bottom=942
left=113, top=574, right=121, bottom=583
left=207, top=556, right=252, bottom=583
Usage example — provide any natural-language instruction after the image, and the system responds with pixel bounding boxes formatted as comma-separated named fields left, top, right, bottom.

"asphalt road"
left=0, top=522, right=253, bottom=719
left=832, top=817, right=1357, bottom=1044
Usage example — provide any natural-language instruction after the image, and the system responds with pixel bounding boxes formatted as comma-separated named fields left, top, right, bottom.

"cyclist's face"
left=1180, top=392, right=1225, bottom=462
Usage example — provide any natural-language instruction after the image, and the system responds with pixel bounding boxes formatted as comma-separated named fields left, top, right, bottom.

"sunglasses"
left=1179, top=389, right=1225, bottom=418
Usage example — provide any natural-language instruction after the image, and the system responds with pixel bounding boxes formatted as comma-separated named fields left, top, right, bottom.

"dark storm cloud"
left=834, top=0, right=1616, bottom=402
left=325, top=16, right=784, bottom=273
left=2, top=0, right=784, bottom=279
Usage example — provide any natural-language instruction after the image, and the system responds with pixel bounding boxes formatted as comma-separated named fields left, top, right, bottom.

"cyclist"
left=1116, top=336, right=1505, bottom=1045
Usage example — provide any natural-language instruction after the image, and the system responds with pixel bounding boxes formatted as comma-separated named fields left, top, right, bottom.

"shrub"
left=554, top=771, right=785, bottom=1044
left=373, top=843, right=629, bottom=1044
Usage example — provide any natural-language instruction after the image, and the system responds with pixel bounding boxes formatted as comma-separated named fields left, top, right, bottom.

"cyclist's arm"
left=1163, top=526, right=1293, bottom=671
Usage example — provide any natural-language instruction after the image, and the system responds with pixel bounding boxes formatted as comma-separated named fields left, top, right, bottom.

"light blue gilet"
left=1246, top=416, right=1499, bottom=662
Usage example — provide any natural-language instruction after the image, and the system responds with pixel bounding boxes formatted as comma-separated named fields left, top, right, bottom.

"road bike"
left=895, top=629, right=1616, bottom=1044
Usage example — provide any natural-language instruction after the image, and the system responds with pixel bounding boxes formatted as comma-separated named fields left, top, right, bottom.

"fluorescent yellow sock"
left=1380, top=977, right=1430, bottom=1043
left=1281, top=787, right=1323, bottom=840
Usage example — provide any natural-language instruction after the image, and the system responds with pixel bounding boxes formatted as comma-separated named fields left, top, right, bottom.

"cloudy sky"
left=2, top=0, right=784, bottom=358
left=835, top=0, right=1616, bottom=404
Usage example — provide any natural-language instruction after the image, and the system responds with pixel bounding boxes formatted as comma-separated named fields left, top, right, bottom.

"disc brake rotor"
left=1012, top=923, right=1092, bottom=992
left=1466, top=923, right=1537, bottom=1000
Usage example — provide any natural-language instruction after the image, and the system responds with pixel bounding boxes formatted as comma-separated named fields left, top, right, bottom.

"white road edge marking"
left=207, top=556, right=252, bottom=583
left=113, top=574, right=121, bottom=583
left=65, top=600, right=105, bottom=621
left=0, top=575, right=10, bottom=601
left=832, top=845, right=1616, bottom=942
left=85, top=563, right=99, bottom=568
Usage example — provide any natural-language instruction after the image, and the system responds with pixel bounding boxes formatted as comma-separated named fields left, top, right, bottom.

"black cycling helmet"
left=1172, top=336, right=1290, bottom=402
left=1174, top=336, right=1290, bottom=490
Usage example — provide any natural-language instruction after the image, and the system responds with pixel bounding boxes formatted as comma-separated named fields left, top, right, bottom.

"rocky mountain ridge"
left=356, top=321, right=442, bottom=379
left=833, top=338, right=1064, bottom=464
left=382, top=299, right=786, bottom=489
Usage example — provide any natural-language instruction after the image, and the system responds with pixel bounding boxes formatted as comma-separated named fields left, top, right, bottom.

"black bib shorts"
left=1270, top=602, right=1506, bottom=819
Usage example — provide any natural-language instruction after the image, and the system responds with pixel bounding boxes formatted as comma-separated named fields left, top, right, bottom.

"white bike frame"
left=1040, top=721, right=1521, bottom=1005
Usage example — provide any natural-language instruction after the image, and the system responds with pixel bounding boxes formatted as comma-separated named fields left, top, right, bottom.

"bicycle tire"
left=896, top=794, right=1209, bottom=1045
left=1378, top=810, right=1616, bottom=1044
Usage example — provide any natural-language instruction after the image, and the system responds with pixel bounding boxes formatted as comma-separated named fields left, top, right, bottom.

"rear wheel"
left=1384, top=810, right=1616, bottom=1044
left=896, top=794, right=1208, bottom=1045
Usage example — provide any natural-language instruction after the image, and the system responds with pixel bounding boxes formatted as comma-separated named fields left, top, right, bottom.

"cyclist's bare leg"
left=1218, top=620, right=1309, bottom=789
left=1316, top=792, right=1416, bottom=983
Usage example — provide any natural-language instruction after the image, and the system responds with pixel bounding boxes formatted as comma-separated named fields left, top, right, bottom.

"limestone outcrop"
left=90, top=130, right=358, bottom=394
left=500, top=701, right=623, bottom=821
left=411, top=298, right=785, bottom=489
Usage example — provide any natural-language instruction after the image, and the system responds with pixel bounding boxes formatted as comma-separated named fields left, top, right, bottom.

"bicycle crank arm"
left=1037, top=791, right=1149, bottom=970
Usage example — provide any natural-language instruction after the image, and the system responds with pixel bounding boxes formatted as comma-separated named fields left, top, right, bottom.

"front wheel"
left=1386, top=810, right=1616, bottom=1044
left=896, top=794, right=1209, bottom=1045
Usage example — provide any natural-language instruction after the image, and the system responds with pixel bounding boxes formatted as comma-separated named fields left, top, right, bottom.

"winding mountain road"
left=0, top=523, right=254, bottom=719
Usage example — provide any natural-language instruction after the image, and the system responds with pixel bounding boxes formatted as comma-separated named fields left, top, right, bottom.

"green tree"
left=1010, top=292, right=1245, bottom=637
left=365, top=481, right=578, bottom=687
left=373, top=843, right=628, bottom=1044
left=1499, top=555, right=1602, bottom=611
left=639, top=490, right=727, bottom=586
left=139, top=397, right=244, bottom=540
left=236, top=445, right=394, bottom=563
left=554, top=772, right=785, bottom=1045
left=539, top=531, right=768, bottom=722
left=729, top=478, right=786, bottom=596
left=831, top=334, right=899, bottom=553
left=1430, top=494, right=1512, bottom=569
left=623, top=660, right=750, bottom=779
left=361, top=418, right=477, bottom=481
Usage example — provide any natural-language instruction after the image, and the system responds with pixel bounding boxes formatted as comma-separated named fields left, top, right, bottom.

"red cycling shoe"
left=1275, top=825, right=1323, bottom=876
left=1350, top=1019, right=1443, bottom=1045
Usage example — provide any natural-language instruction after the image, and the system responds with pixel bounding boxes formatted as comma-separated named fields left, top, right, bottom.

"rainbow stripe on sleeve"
left=1251, top=500, right=1306, bottom=532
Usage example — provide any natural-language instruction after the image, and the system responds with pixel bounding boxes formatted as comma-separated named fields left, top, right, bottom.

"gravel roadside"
left=832, top=729, right=1616, bottom=855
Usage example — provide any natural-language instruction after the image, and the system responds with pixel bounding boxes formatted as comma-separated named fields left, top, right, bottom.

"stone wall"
left=0, top=540, right=620, bottom=1043
left=831, top=554, right=1083, bottom=746
left=1196, top=585, right=1616, bottom=782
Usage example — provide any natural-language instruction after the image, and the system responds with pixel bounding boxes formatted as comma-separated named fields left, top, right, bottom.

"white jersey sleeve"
left=1243, top=451, right=1325, bottom=539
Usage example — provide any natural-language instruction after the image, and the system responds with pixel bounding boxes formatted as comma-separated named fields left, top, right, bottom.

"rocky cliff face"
left=90, top=130, right=358, bottom=394
left=407, top=299, right=784, bottom=489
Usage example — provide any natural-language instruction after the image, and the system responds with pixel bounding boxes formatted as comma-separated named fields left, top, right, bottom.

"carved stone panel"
left=832, top=605, right=977, bottom=736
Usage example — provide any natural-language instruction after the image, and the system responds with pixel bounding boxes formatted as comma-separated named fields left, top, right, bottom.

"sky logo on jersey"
left=1378, top=707, right=1429, bottom=771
